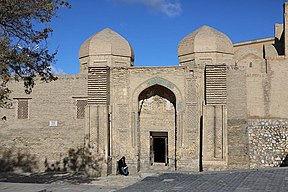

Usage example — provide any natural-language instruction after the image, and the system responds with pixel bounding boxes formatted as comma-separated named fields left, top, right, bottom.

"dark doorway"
left=150, top=132, right=168, bottom=165
left=153, top=138, right=166, bottom=163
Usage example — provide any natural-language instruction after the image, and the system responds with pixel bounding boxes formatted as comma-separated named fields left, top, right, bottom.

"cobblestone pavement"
left=1, top=168, right=288, bottom=192
left=117, top=168, right=288, bottom=192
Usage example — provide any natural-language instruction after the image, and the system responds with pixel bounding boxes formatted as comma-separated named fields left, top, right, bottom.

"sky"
left=48, top=0, right=285, bottom=74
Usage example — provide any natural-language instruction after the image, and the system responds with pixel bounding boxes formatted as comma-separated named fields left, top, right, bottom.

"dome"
left=178, top=25, right=233, bottom=57
left=78, top=28, right=134, bottom=60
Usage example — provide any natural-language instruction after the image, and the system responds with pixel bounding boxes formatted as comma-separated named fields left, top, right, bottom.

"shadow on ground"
left=0, top=172, right=97, bottom=184
left=0, top=149, right=38, bottom=172
left=0, top=146, right=103, bottom=184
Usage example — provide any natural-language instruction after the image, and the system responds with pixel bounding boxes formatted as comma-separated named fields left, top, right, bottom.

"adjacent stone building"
left=1, top=3, right=288, bottom=176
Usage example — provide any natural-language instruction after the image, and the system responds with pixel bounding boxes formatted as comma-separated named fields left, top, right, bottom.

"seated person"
left=118, top=156, right=129, bottom=176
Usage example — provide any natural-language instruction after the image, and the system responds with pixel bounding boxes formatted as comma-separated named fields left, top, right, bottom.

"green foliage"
left=0, top=0, right=70, bottom=108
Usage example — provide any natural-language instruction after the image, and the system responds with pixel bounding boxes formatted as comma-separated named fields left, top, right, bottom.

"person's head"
left=121, top=156, right=125, bottom=161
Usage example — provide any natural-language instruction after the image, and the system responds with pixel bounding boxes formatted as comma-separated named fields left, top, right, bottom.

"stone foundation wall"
left=248, top=119, right=288, bottom=168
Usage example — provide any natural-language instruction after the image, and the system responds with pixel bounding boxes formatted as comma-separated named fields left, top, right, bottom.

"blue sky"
left=49, top=0, right=284, bottom=74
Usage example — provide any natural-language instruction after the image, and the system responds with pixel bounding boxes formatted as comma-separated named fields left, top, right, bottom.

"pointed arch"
left=132, top=77, right=184, bottom=112
left=131, top=77, right=184, bottom=171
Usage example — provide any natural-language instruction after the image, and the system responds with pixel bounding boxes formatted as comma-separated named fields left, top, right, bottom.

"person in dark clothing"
left=118, top=156, right=129, bottom=176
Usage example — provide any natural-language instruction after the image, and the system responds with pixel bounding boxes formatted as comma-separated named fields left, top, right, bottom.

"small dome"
left=79, top=28, right=134, bottom=60
left=178, top=25, right=233, bottom=56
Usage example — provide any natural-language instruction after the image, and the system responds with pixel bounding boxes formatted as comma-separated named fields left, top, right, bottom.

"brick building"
left=1, top=3, right=288, bottom=176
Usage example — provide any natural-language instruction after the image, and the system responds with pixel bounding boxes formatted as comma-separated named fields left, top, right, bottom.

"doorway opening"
left=150, top=132, right=168, bottom=165
left=137, top=84, right=176, bottom=170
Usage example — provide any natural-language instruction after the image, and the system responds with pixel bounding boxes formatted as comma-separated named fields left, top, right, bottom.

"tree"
left=0, top=0, right=70, bottom=108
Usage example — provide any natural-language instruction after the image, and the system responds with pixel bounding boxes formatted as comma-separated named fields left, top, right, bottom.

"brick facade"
left=1, top=3, right=288, bottom=176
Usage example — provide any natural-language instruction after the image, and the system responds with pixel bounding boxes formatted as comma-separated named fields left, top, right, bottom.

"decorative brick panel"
left=88, top=67, right=109, bottom=105
left=205, top=64, right=227, bottom=105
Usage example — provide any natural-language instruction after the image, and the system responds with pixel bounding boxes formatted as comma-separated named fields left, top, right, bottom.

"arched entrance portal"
left=138, top=84, right=177, bottom=170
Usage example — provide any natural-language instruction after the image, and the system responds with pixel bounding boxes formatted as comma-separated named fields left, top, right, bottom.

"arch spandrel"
left=132, top=77, right=184, bottom=112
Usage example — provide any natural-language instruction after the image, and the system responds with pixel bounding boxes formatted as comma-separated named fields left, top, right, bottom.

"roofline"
left=78, top=53, right=133, bottom=60
left=128, top=66, right=186, bottom=70
left=233, top=37, right=274, bottom=47
left=178, top=51, right=234, bottom=57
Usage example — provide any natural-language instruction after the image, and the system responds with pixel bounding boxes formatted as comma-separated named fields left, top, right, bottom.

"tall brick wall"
left=0, top=74, right=87, bottom=172
left=243, top=57, right=288, bottom=169
left=226, top=66, right=249, bottom=169
left=269, top=58, right=288, bottom=118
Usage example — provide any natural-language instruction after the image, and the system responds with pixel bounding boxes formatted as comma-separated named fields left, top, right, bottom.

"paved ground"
left=0, top=172, right=142, bottom=192
left=119, top=168, right=288, bottom=192
left=1, top=168, right=288, bottom=192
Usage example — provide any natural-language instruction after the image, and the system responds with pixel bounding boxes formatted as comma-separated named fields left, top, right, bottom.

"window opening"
left=76, top=100, right=87, bottom=119
left=17, top=99, right=28, bottom=119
